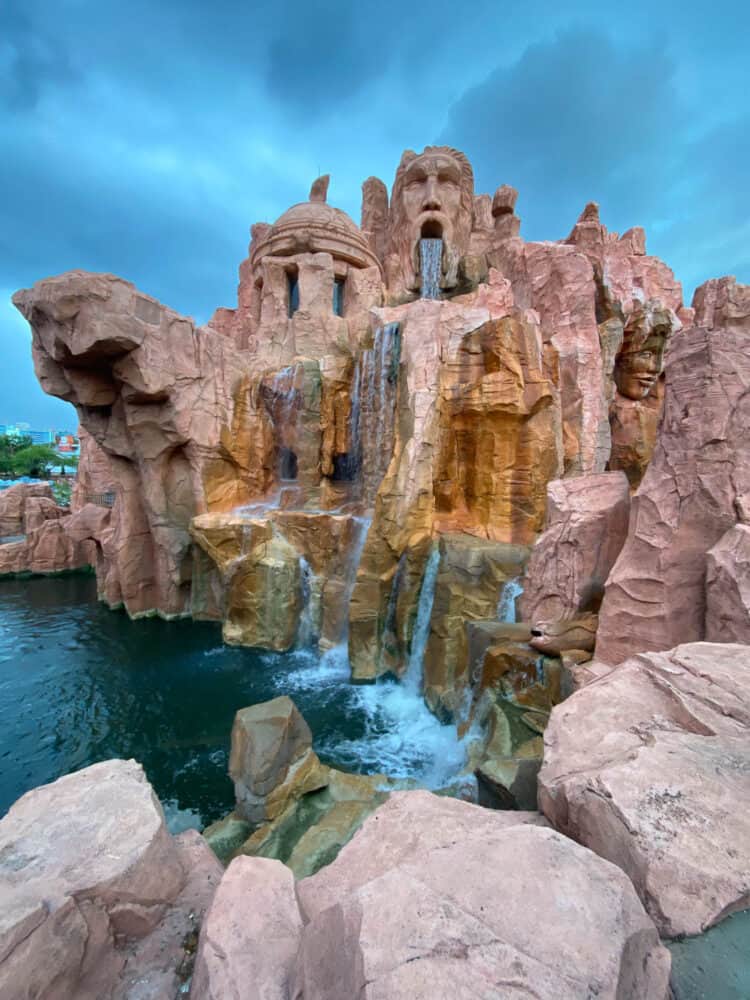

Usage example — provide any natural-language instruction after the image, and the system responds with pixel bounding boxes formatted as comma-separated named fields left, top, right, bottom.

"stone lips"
left=539, top=643, right=750, bottom=937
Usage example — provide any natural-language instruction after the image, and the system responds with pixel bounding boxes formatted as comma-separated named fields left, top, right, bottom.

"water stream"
left=420, top=237, right=443, bottom=299
left=353, top=322, right=400, bottom=504
left=497, top=577, right=524, bottom=623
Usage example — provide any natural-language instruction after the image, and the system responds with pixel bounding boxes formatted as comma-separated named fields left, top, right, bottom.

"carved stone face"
left=615, top=333, right=667, bottom=400
left=401, top=152, right=464, bottom=246
left=388, top=146, right=474, bottom=295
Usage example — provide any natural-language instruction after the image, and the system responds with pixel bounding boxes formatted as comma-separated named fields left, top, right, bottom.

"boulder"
left=539, top=642, right=750, bottom=937
left=0, top=517, right=93, bottom=576
left=296, top=789, right=548, bottom=921
left=190, top=856, right=302, bottom=1000
left=706, top=524, right=750, bottom=643
left=294, top=794, right=670, bottom=999
left=596, top=279, right=750, bottom=664
left=519, top=472, right=630, bottom=621
left=0, top=482, right=55, bottom=536
left=0, top=759, right=214, bottom=1000
left=229, top=696, right=328, bottom=826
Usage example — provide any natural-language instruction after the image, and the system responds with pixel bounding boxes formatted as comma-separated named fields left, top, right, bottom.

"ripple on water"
left=0, top=576, right=472, bottom=829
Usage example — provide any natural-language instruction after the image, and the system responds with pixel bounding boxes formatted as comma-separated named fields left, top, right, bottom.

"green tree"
left=0, top=435, right=33, bottom=475
left=10, top=445, right=60, bottom=478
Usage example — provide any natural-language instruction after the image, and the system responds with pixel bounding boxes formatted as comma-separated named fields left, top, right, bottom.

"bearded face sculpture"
left=387, top=146, right=474, bottom=297
left=614, top=301, right=676, bottom=400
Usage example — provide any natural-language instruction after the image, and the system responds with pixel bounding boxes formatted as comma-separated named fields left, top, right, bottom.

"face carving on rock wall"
left=614, top=301, right=676, bottom=401
left=388, top=146, right=474, bottom=295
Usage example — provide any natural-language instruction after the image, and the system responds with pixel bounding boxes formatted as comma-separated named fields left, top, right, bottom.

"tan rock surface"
left=539, top=643, right=750, bottom=937
left=229, top=696, right=328, bottom=826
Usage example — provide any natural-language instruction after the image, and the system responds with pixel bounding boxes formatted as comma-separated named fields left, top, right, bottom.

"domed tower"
left=221, top=176, right=383, bottom=360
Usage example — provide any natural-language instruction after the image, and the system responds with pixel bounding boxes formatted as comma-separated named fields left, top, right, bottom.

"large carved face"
left=614, top=301, right=676, bottom=401
left=388, top=146, right=474, bottom=294
left=614, top=335, right=667, bottom=400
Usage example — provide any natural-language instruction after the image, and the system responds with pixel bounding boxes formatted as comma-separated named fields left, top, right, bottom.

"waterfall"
left=355, top=322, right=400, bottom=504
left=337, top=515, right=371, bottom=643
left=269, top=365, right=299, bottom=481
left=497, top=577, right=523, bottom=623
left=420, top=238, right=442, bottom=299
left=296, top=556, right=318, bottom=648
left=403, top=545, right=441, bottom=694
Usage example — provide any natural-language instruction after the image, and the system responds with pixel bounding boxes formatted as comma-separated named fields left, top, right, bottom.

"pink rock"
left=595, top=279, right=750, bottom=664
left=0, top=760, right=187, bottom=999
left=115, top=829, right=222, bottom=1000
left=294, top=801, right=670, bottom=999
left=519, top=471, right=630, bottom=621
left=0, top=517, right=92, bottom=576
left=706, top=524, right=750, bottom=642
left=297, top=789, right=548, bottom=921
left=539, top=643, right=750, bottom=937
left=0, top=482, right=55, bottom=536
left=190, top=856, right=302, bottom=1000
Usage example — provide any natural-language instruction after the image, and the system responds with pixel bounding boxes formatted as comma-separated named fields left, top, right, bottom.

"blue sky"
left=1, top=0, right=748, bottom=427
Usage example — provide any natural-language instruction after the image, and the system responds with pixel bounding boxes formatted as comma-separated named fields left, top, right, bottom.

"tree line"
left=0, top=435, right=78, bottom=479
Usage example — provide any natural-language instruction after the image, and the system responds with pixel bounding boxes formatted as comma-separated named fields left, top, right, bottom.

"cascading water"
left=497, top=577, right=524, bottom=623
left=420, top=238, right=442, bottom=299
left=295, top=556, right=318, bottom=648
left=353, top=322, right=401, bottom=505
left=403, top=545, right=441, bottom=693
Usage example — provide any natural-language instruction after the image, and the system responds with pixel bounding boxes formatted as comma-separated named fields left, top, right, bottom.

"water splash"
left=497, top=577, right=523, bottom=623
left=274, top=645, right=470, bottom=789
left=420, top=238, right=442, bottom=299
left=403, top=545, right=441, bottom=693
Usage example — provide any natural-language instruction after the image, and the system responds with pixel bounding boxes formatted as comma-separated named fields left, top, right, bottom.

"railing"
left=85, top=492, right=117, bottom=508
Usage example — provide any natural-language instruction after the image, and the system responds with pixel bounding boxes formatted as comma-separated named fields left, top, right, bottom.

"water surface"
left=0, top=575, right=467, bottom=829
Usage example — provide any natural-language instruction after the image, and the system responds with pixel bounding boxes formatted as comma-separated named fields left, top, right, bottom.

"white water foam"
left=497, top=576, right=524, bottom=623
left=274, top=642, right=470, bottom=790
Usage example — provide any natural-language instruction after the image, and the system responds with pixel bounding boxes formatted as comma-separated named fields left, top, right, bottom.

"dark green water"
left=0, top=574, right=467, bottom=830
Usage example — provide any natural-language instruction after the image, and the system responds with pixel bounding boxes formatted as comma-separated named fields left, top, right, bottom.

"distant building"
left=28, top=430, right=56, bottom=445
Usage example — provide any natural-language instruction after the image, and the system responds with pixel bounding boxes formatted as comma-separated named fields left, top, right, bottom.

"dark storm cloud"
left=0, top=0, right=79, bottom=111
left=439, top=25, right=748, bottom=295
left=0, top=0, right=748, bottom=427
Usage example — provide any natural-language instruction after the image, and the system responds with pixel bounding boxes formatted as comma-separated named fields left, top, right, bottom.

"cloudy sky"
left=2, top=0, right=748, bottom=428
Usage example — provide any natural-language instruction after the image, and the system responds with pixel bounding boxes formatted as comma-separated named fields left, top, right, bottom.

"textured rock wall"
left=595, top=277, right=750, bottom=664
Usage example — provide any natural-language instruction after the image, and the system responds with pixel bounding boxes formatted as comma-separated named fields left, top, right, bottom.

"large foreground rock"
left=191, top=856, right=301, bottom=1000
left=293, top=792, right=670, bottom=999
left=0, top=759, right=220, bottom=999
left=539, top=642, right=750, bottom=937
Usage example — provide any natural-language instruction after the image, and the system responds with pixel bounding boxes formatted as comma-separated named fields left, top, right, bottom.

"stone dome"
left=249, top=181, right=381, bottom=275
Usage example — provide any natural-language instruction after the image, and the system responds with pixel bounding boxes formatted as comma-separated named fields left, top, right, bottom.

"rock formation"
left=193, top=791, right=671, bottom=999
left=595, top=277, right=750, bottom=664
left=539, top=642, right=750, bottom=938
left=0, top=481, right=93, bottom=576
left=13, top=144, right=688, bottom=691
left=0, top=759, right=220, bottom=999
